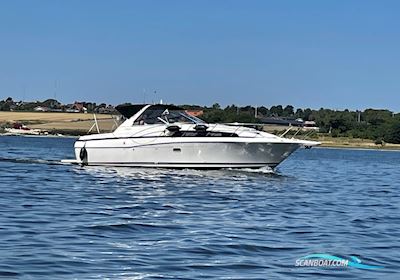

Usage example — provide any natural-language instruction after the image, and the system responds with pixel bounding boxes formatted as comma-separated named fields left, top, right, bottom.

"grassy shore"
left=316, top=136, right=400, bottom=150
left=1, top=111, right=400, bottom=150
left=0, top=111, right=116, bottom=135
left=0, top=111, right=112, bottom=122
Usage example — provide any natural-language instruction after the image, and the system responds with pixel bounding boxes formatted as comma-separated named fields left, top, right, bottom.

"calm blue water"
left=0, top=135, right=399, bottom=279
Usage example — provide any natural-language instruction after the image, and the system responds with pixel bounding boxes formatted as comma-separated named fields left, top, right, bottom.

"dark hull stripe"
left=76, top=141, right=300, bottom=149
left=76, top=135, right=239, bottom=142
left=76, top=135, right=282, bottom=142
left=86, top=162, right=279, bottom=165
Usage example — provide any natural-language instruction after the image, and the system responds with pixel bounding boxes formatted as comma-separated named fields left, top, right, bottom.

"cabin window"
left=134, top=109, right=205, bottom=125
left=169, top=131, right=238, bottom=137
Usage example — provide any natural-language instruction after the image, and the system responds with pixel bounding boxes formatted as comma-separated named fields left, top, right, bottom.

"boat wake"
left=0, top=156, right=65, bottom=166
left=69, top=164, right=281, bottom=183
left=0, top=155, right=280, bottom=180
left=230, top=166, right=276, bottom=174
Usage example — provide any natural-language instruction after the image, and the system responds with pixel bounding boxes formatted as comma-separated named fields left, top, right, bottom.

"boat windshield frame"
left=134, top=108, right=205, bottom=125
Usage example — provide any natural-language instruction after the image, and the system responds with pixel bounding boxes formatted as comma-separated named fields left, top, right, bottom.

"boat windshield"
left=134, top=109, right=205, bottom=125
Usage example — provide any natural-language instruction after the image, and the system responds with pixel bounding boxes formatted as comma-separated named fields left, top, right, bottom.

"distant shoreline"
left=0, top=111, right=115, bottom=136
left=2, top=132, right=399, bottom=152
left=317, top=145, right=400, bottom=152
left=319, top=142, right=400, bottom=151
left=1, top=111, right=400, bottom=151
left=315, top=136, right=400, bottom=150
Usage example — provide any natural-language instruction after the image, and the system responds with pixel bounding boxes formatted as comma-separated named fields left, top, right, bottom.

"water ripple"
left=0, top=136, right=399, bottom=279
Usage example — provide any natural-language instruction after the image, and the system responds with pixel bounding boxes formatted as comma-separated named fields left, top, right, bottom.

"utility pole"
left=254, top=106, right=258, bottom=118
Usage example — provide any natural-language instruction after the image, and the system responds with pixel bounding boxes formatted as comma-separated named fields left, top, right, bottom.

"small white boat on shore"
left=4, top=123, right=47, bottom=136
left=65, top=104, right=320, bottom=169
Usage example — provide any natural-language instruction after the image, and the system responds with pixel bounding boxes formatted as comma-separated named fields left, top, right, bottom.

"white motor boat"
left=70, top=104, right=320, bottom=169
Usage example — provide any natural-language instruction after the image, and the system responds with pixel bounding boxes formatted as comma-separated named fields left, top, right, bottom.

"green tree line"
left=182, top=103, right=400, bottom=144
left=2, top=96, right=400, bottom=144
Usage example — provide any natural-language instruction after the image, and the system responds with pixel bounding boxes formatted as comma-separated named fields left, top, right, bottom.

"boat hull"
left=74, top=139, right=301, bottom=169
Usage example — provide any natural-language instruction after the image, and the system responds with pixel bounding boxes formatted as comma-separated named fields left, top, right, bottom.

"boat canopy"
left=115, top=104, right=183, bottom=119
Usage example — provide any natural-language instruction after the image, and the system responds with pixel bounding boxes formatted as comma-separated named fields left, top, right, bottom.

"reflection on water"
left=0, top=135, right=399, bottom=279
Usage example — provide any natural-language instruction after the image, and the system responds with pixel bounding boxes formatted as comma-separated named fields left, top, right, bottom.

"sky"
left=1, top=0, right=400, bottom=111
